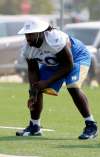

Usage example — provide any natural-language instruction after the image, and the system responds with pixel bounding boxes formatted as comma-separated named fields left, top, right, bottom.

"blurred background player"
left=16, top=19, right=98, bottom=139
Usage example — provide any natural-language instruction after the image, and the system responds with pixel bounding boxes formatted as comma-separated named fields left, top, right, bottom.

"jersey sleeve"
left=44, top=29, right=70, bottom=54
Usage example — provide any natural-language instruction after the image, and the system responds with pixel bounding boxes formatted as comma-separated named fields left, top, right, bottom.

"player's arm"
left=46, top=45, right=74, bottom=85
left=33, top=46, right=74, bottom=91
left=26, top=59, right=40, bottom=86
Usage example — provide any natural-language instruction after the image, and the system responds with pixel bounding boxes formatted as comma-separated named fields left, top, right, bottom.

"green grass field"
left=0, top=83, right=100, bottom=157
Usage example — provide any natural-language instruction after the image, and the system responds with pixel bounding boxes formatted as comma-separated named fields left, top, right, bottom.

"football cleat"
left=79, top=121, right=98, bottom=140
left=16, top=121, right=42, bottom=136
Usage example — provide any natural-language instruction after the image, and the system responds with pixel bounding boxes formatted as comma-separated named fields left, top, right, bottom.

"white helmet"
left=18, top=19, right=49, bottom=34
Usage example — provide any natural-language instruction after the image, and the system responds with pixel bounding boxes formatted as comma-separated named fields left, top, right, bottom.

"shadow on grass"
left=0, top=136, right=76, bottom=141
left=57, top=143, right=100, bottom=149
left=0, top=136, right=100, bottom=149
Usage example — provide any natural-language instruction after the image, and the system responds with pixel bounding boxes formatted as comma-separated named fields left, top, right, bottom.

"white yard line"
left=0, top=126, right=55, bottom=132
left=0, top=154, right=38, bottom=157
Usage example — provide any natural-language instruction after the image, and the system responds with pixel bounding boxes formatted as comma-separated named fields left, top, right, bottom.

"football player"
left=16, top=19, right=98, bottom=139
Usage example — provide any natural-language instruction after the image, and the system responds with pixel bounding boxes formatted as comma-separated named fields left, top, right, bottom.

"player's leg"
left=16, top=91, right=43, bottom=136
left=16, top=64, right=64, bottom=136
left=68, top=88, right=91, bottom=118
left=67, top=87, right=98, bottom=139
left=16, top=63, right=43, bottom=136
left=65, top=63, right=98, bottom=139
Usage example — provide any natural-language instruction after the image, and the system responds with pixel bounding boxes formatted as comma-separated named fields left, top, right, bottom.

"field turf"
left=0, top=83, right=99, bottom=157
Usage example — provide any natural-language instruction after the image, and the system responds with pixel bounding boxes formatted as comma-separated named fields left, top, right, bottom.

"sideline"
left=0, top=126, right=55, bottom=132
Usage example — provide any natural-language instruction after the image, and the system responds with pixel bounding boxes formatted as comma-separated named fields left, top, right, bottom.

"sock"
left=85, top=115, right=95, bottom=122
left=31, top=119, right=40, bottom=126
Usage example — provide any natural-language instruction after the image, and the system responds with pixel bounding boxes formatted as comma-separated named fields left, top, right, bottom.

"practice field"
left=0, top=83, right=100, bottom=157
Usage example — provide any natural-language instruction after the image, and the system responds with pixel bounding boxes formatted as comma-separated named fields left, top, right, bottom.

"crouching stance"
left=16, top=19, right=98, bottom=139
